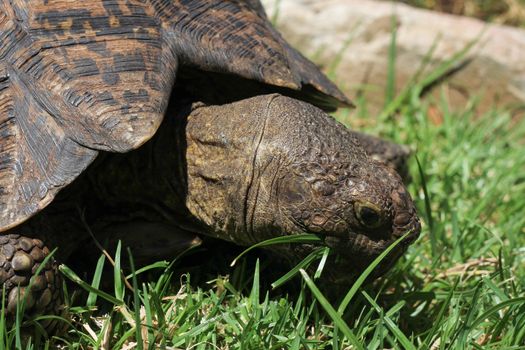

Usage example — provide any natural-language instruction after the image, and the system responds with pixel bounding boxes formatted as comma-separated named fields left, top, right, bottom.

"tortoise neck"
left=77, top=108, right=202, bottom=235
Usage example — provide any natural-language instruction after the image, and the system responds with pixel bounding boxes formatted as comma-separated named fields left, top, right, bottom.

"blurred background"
left=397, top=0, right=525, bottom=26
left=262, top=0, right=525, bottom=117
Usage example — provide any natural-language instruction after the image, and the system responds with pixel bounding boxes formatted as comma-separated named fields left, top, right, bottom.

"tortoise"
left=0, top=0, right=421, bottom=329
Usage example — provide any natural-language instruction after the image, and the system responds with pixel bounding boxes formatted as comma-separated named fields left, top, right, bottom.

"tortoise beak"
left=320, top=212, right=421, bottom=284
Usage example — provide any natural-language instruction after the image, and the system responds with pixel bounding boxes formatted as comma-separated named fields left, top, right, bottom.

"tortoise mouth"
left=322, top=224, right=419, bottom=256
left=323, top=232, right=389, bottom=257
left=318, top=218, right=421, bottom=282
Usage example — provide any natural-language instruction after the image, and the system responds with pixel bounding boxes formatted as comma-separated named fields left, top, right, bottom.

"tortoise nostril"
left=394, top=212, right=411, bottom=226
left=391, top=190, right=408, bottom=207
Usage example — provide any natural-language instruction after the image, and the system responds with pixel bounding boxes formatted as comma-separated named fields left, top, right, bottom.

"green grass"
left=2, top=25, right=525, bottom=350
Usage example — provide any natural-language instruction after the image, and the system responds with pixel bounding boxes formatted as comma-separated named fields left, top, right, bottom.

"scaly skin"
left=182, top=94, right=420, bottom=279
left=78, top=94, right=420, bottom=276
left=1, top=94, right=420, bottom=325
left=0, top=234, right=62, bottom=332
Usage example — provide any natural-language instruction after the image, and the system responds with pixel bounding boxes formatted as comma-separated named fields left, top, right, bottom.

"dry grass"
left=400, top=0, right=525, bottom=27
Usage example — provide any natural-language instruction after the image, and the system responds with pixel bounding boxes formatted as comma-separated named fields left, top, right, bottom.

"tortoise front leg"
left=0, top=233, right=62, bottom=331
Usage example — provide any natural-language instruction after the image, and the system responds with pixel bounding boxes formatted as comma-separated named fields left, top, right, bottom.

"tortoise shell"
left=0, top=0, right=350, bottom=231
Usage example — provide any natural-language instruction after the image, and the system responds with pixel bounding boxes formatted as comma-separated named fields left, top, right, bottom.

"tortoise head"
left=183, top=94, right=420, bottom=281
left=274, top=152, right=420, bottom=281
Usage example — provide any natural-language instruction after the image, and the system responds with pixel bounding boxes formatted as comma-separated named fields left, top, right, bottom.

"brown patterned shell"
left=0, top=0, right=351, bottom=231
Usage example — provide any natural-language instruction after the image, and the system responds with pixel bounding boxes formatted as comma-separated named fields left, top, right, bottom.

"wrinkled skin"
left=2, top=94, right=420, bottom=325
left=79, top=94, right=419, bottom=276
left=182, top=94, right=420, bottom=279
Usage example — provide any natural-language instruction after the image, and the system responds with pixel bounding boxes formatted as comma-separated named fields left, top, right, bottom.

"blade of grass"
left=271, top=247, right=326, bottom=289
left=59, top=264, right=124, bottom=306
left=127, top=247, right=143, bottom=350
left=470, top=297, right=525, bottom=330
left=299, top=269, right=364, bottom=350
left=87, top=254, right=106, bottom=307
left=250, top=259, right=260, bottom=305
left=314, top=247, right=330, bottom=280
left=327, top=21, right=362, bottom=77
left=338, top=232, right=412, bottom=315
left=385, top=13, right=398, bottom=106
left=114, top=241, right=124, bottom=301
left=231, top=234, right=322, bottom=266
left=125, top=261, right=169, bottom=280
left=141, top=284, right=155, bottom=350
left=422, top=278, right=460, bottom=348
left=362, top=291, right=416, bottom=350
left=416, top=155, right=435, bottom=257
left=416, top=34, right=483, bottom=95
left=270, top=0, right=282, bottom=24
left=378, top=33, right=481, bottom=121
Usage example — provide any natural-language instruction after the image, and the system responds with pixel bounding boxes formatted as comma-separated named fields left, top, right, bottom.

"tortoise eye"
left=355, top=202, right=383, bottom=228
